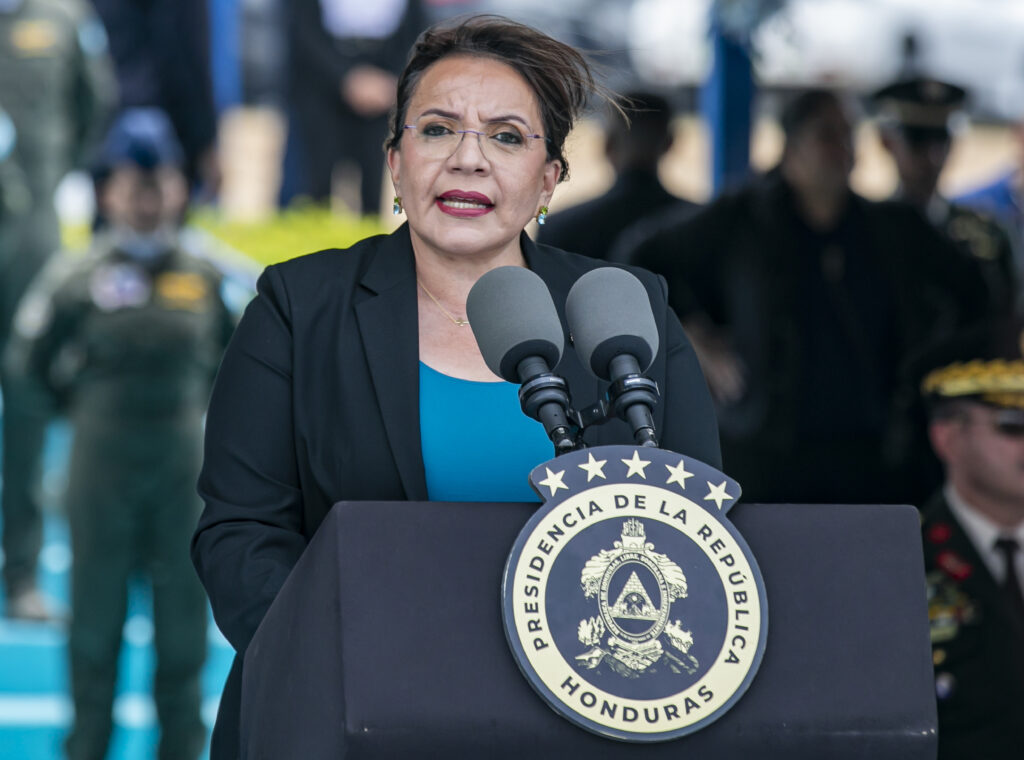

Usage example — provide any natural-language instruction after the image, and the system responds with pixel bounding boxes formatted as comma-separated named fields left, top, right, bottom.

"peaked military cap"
left=873, top=76, right=967, bottom=137
left=915, top=320, right=1024, bottom=411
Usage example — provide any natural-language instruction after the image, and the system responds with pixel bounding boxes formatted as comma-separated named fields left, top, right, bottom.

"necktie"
left=993, top=537, right=1024, bottom=624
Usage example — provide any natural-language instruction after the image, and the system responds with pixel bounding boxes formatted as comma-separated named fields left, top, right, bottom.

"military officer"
left=0, top=0, right=116, bottom=619
left=6, top=108, right=234, bottom=760
left=915, top=320, right=1024, bottom=758
left=874, top=77, right=1017, bottom=314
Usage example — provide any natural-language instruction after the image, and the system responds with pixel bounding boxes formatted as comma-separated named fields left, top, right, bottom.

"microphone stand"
left=514, top=356, right=661, bottom=455
left=606, top=355, right=660, bottom=447
left=516, top=357, right=577, bottom=455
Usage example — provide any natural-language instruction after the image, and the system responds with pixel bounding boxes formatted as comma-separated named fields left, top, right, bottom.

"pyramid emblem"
left=609, top=571, right=659, bottom=620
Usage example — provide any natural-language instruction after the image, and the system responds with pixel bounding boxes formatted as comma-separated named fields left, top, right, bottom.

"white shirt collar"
left=944, top=483, right=1024, bottom=583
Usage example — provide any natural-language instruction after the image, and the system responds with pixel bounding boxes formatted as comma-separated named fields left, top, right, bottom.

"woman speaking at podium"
left=191, top=15, right=719, bottom=758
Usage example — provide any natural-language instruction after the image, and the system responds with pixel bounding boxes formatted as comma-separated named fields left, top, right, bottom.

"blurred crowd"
left=0, top=1, right=1022, bottom=758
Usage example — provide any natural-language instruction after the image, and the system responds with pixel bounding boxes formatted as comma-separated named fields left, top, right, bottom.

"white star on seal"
left=665, top=459, right=694, bottom=490
left=704, top=480, right=733, bottom=510
left=538, top=467, right=569, bottom=496
left=578, top=453, right=607, bottom=482
left=621, top=451, right=651, bottom=479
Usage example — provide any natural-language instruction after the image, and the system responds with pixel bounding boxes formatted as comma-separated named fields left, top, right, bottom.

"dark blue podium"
left=239, top=501, right=937, bottom=759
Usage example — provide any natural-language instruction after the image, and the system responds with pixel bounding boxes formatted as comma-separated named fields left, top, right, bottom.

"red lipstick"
left=436, top=190, right=494, bottom=217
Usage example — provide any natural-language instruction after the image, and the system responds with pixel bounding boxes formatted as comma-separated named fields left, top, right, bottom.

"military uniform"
left=874, top=77, right=1018, bottom=314
left=956, top=173, right=1022, bottom=274
left=906, top=319, right=1024, bottom=758
left=0, top=0, right=115, bottom=605
left=921, top=492, right=1024, bottom=758
left=935, top=201, right=1016, bottom=314
left=8, top=234, right=235, bottom=759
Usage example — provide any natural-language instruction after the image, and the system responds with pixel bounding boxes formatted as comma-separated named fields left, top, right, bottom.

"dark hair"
left=386, top=15, right=605, bottom=182
left=779, top=89, right=843, bottom=142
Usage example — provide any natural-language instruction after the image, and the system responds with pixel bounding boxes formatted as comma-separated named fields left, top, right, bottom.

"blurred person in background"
left=0, top=107, right=31, bottom=326
left=283, top=0, right=427, bottom=214
left=89, top=0, right=220, bottom=201
left=874, top=77, right=1017, bottom=315
left=912, top=320, right=1024, bottom=759
left=5, top=109, right=235, bottom=760
left=619, top=88, right=987, bottom=504
left=537, top=91, right=696, bottom=260
left=0, top=0, right=115, bottom=621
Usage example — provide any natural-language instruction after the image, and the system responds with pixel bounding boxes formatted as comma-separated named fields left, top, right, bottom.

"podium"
left=240, top=501, right=937, bottom=759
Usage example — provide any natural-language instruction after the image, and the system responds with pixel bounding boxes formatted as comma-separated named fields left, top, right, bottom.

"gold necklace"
left=417, top=279, right=470, bottom=327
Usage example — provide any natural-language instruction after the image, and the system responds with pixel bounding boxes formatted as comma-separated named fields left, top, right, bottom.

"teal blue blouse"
left=419, top=362, right=552, bottom=502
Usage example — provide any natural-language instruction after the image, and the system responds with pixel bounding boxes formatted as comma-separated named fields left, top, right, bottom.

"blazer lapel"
left=355, top=225, right=428, bottom=500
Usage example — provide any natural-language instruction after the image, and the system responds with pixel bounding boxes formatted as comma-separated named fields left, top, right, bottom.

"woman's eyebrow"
left=416, top=108, right=531, bottom=128
left=416, top=108, right=460, bottom=120
left=485, top=113, right=531, bottom=127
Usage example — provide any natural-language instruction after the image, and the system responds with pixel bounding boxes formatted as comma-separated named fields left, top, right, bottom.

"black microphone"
left=565, top=268, right=661, bottom=447
left=466, top=266, right=576, bottom=454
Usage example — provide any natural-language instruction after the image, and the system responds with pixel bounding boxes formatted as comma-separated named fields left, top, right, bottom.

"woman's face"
left=387, top=55, right=561, bottom=263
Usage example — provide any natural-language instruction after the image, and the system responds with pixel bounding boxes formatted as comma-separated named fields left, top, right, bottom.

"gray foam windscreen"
left=565, top=268, right=659, bottom=379
left=466, top=266, right=564, bottom=381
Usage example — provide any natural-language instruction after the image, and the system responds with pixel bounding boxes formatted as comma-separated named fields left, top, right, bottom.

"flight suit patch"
left=11, top=20, right=59, bottom=56
left=155, top=272, right=209, bottom=312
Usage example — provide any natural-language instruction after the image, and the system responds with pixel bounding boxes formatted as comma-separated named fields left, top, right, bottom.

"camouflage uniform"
left=0, top=0, right=115, bottom=602
left=7, top=234, right=235, bottom=759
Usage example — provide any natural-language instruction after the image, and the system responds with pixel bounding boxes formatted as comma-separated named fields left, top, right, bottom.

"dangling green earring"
left=537, top=205, right=549, bottom=225
left=393, top=196, right=403, bottom=215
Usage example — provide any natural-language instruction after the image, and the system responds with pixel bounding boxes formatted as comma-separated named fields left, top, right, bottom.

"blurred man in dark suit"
left=914, top=320, right=1024, bottom=759
left=537, top=92, right=695, bottom=260
left=90, top=0, right=221, bottom=198
left=618, top=89, right=987, bottom=504
left=285, top=0, right=426, bottom=214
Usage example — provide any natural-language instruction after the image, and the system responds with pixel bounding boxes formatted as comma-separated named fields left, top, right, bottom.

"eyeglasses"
left=402, top=117, right=548, bottom=162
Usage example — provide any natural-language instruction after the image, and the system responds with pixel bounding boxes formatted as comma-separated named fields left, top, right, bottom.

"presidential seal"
left=502, top=445, right=767, bottom=742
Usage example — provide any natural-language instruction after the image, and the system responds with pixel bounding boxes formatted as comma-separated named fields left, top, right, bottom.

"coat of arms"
left=576, top=518, right=699, bottom=676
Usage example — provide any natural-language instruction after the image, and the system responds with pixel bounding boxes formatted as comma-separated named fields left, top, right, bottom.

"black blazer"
left=191, top=224, right=720, bottom=757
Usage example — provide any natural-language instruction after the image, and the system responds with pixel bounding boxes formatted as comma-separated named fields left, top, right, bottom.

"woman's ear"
left=540, top=159, right=561, bottom=205
left=386, top=147, right=402, bottom=193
